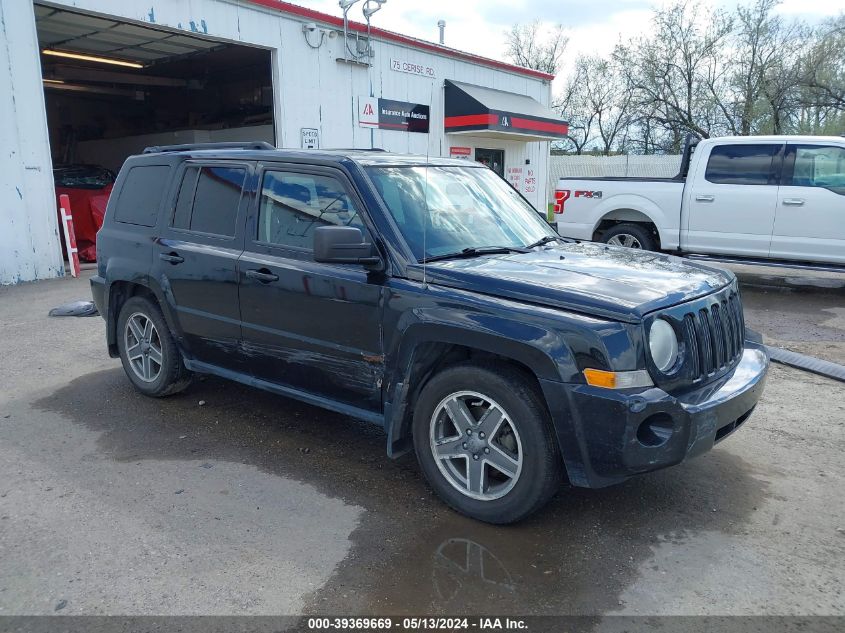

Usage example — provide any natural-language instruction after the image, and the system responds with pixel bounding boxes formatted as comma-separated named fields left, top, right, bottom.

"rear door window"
left=787, top=145, right=845, bottom=194
left=113, top=165, right=170, bottom=226
left=705, top=144, right=780, bottom=185
left=170, top=165, right=247, bottom=237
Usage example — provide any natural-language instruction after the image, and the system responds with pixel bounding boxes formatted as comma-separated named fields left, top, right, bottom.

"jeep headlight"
left=649, top=319, right=679, bottom=373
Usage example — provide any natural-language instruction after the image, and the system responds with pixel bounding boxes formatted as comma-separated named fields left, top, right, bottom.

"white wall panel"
left=0, top=1, right=63, bottom=284
left=2, top=0, right=554, bottom=282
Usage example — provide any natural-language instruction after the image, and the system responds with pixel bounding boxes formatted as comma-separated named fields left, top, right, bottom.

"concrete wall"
left=0, top=1, right=63, bottom=284
left=1, top=0, right=554, bottom=283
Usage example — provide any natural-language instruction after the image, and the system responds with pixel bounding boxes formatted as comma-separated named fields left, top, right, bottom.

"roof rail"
left=324, top=147, right=387, bottom=152
left=142, top=141, right=275, bottom=154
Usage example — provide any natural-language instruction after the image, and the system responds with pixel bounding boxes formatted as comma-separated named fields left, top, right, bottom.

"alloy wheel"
left=429, top=391, right=523, bottom=501
left=607, top=233, right=643, bottom=249
left=123, top=312, right=163, bottom=383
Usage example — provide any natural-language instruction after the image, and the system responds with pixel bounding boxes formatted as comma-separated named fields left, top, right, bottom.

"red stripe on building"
left=510, top=117, right=569, bottom=135
left=243, top=0, right=555, bottom=81
left=444, top=114, right=499, bottom=128
left=446, top=114, right=568, bottom=136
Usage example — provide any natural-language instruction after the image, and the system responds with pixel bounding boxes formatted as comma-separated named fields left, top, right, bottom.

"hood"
left=423, top=242, right=733, bottom=322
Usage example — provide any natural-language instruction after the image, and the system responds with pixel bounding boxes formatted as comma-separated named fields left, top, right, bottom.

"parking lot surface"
left=0, top=267, right=843, bottom=617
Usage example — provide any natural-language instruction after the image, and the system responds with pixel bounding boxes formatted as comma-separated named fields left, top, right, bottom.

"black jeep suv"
left=91, top=142, right=768, bottom=523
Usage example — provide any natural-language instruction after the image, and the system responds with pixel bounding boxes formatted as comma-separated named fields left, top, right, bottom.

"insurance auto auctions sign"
left=358, top=96, right=430, bottom=133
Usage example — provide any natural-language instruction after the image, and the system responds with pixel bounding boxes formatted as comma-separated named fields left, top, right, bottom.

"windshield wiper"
left=422, top=245, right=529, bottom=263
left=525, top=235, right=564, bottom=249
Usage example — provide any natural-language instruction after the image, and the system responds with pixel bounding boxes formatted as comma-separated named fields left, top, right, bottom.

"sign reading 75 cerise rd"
left=390, top=58, right=436, bottom=78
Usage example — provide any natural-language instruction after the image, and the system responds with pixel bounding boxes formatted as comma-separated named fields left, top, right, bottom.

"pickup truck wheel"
left=601, top=223, right=656, bottom=251
left=413, top=363, right=562, bottom=524
left=116, top=296, right=192, bottom=397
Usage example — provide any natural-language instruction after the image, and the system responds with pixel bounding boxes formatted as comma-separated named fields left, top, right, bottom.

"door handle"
left=159, top=252, right=184, bottom=264
left=695, top=194, right=715, bottom=202
left=245, top=268, right=279, bottom=283
left=782, top=198, right=805, bottom=206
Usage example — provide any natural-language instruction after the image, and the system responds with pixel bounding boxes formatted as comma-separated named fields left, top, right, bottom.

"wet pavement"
left=0, top=269, right=843, bottom=617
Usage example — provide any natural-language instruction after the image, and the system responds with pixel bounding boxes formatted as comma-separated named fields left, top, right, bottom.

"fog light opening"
left=636, top=413, right=675, bottom=447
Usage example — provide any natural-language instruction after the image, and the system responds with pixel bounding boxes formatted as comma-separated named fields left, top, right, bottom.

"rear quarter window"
left=113, top=165, right=171, bottom=227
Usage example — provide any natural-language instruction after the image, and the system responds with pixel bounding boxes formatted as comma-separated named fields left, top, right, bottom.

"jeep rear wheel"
left=117, top=296, right=191, bottom=397
left=413, top=363, right=562, bottom=523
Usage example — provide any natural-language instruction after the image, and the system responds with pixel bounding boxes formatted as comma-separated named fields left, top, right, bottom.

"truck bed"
left=554, top=178, right=685, bottom=250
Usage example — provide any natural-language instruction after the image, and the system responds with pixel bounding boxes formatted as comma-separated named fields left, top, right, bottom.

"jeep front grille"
left=681, top=290, right=745, bottom=381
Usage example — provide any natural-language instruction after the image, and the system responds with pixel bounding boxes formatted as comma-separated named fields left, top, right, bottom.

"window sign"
left=523, top=167, right=537, bottom=194
left=506, top=166, right=523, bottom=192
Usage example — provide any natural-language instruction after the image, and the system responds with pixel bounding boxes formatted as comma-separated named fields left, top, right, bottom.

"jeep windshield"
left=366, top=165, right=558, bottom=262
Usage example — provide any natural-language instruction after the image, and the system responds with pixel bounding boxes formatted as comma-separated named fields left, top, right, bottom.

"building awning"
left=444, top=80, right=569, bottom=141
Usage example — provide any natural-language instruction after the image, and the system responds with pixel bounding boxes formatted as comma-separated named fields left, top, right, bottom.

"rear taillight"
left=553, top=189, right=570, bottom=214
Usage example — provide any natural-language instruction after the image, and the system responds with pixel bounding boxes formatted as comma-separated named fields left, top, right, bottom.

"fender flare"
left=104, top=273, right=182, bottom=355
left=383, top=318, right=577, bottom=458
left=588, top=194, right=672, bottom=249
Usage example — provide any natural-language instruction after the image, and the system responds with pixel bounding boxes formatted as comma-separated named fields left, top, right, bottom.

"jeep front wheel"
left=413, top=363, right=562, bottom=523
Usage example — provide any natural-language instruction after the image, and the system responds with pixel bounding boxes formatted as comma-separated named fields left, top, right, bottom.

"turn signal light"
left=583, top=368, right=653, bottom=389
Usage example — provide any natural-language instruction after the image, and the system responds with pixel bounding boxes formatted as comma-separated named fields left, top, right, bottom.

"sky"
left=296, top=0, right=844, bottom=88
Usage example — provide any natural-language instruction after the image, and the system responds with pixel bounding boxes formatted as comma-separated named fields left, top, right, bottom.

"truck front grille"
left=681, top=290, right=745, bottom=381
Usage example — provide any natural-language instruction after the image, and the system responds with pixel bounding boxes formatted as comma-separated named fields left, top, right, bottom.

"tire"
left=601, top=223, right=657, bottom=251
left=412, top=362, right=562, bottom=524
left=116, top=295, right=192, bottom=397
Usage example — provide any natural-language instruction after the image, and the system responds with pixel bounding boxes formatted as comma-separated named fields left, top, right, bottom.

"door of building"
left=475, top=148, right=504, bottom=177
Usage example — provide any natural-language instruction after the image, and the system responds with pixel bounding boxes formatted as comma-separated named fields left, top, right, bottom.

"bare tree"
left=536, top=0, right=845, bottom=153
left=585, top=57, right=635, bottom=155
left=505, top=21, right=568, bottom=75
left=554, top=63, right=596, bottom=154
left=614, top=1, right=735, bottom=146
left=729, top=0, right=807, bottom=134
left=802, top=15, right=845, bottom=110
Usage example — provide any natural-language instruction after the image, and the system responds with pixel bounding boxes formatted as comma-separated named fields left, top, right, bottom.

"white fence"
left=548, top=154, right=682, bottom=198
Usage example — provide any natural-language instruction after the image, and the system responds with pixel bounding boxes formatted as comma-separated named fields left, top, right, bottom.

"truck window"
left=788, top=145, right=845, bottom=194
left=113, top=165, right=170, bottom=227
left=257, top=171, right=364, bottom=250
left=171, top=166, right=246, bottom=237
left=704, top=144, right=779, bottom=186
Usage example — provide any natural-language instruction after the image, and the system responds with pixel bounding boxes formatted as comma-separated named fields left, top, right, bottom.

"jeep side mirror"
left=313, top=226, right=381, bottom=267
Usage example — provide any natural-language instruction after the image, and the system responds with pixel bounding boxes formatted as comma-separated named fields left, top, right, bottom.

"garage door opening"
left=35, top=4, right=275, bottom=260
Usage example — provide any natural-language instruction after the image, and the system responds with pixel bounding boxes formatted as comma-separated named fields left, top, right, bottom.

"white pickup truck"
left=553, top=135, right=845, bottom=266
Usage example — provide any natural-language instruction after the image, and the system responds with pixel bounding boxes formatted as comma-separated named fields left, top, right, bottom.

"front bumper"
left=545, top=343, right=769, bottom=488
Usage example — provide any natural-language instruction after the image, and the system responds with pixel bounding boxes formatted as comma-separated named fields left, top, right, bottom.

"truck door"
left=770, top=143, right=845, bottom=265
left=684, top=143, right=782, bottom=257
left=237, top=163, right=384, bottom=413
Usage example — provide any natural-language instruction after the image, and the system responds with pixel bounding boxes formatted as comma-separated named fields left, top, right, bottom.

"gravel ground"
left=0, top=268, right=842, bottom=618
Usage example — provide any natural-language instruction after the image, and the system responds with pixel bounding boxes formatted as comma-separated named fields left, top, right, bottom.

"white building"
left=1, top=0, right=567, bottom=284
